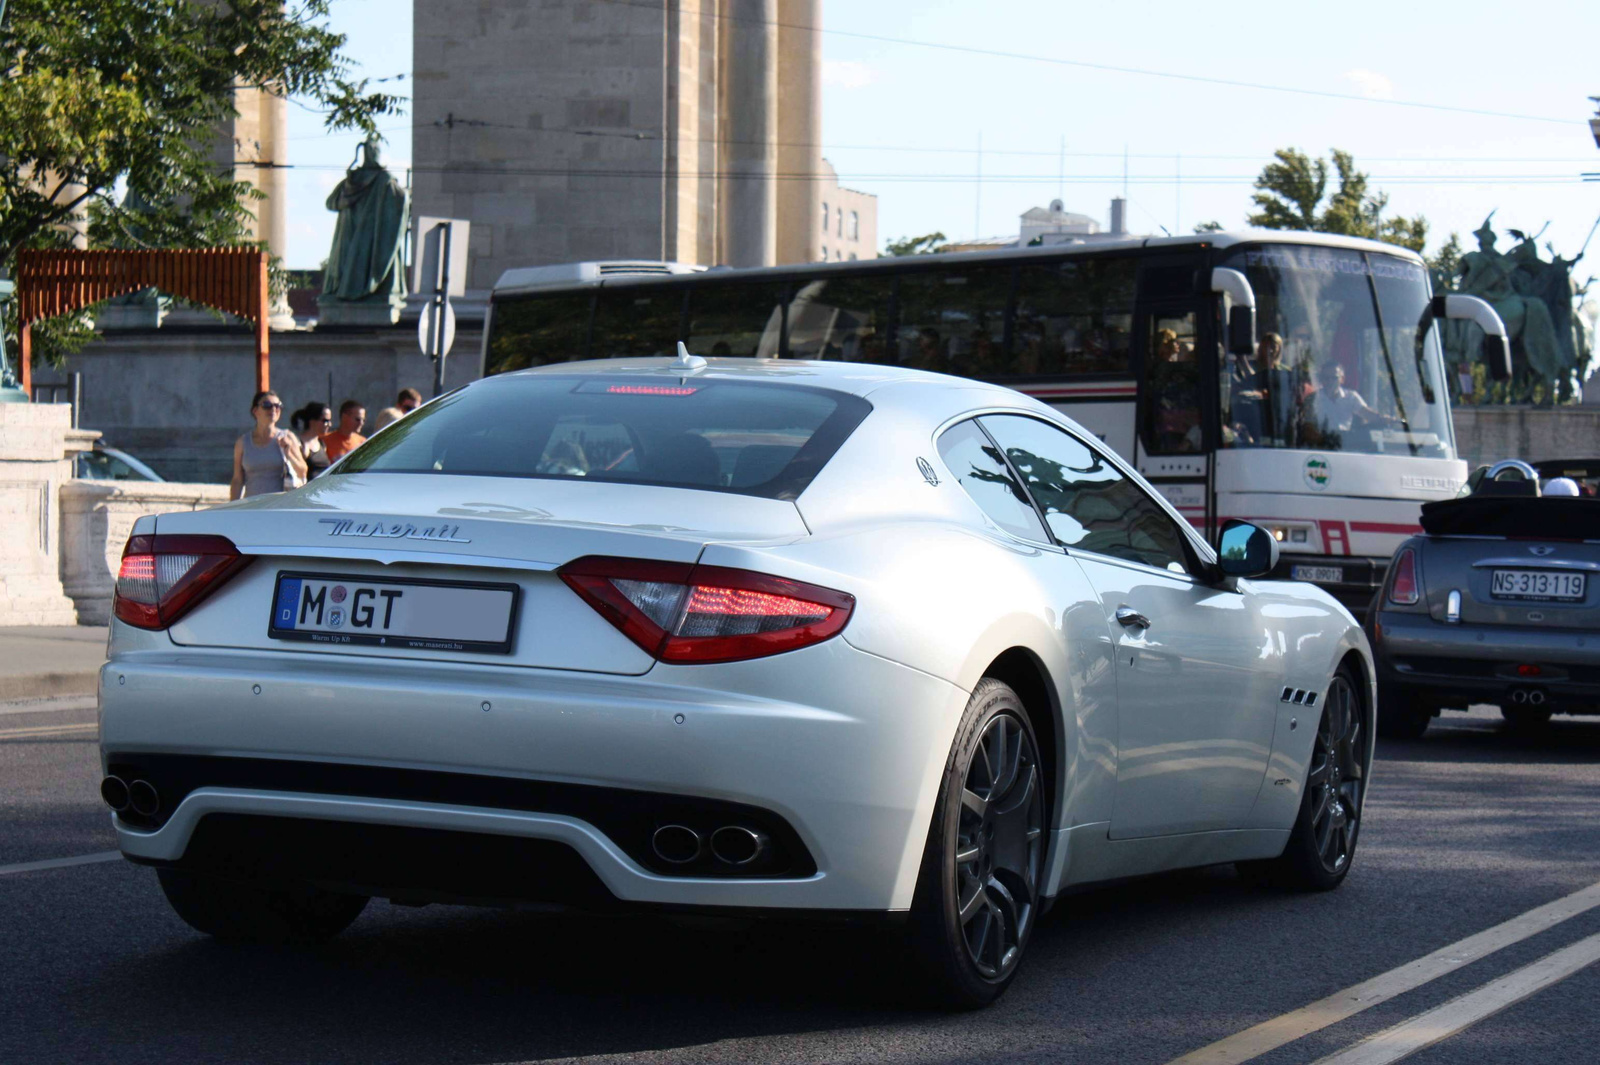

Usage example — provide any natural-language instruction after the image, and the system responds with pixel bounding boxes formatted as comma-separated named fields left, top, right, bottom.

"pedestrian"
left=320, top=399, right=368, bottom=463
left=230, top=390, right=308, bottom=500
left=373, top=387, right=423, bottom=432
left=290, top=402, right=334, bottom=478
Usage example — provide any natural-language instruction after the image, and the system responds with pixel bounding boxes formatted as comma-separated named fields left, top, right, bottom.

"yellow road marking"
left=0, top=721, right=97, bottom=740
left=1164, top=878, right=1600, bottom=1065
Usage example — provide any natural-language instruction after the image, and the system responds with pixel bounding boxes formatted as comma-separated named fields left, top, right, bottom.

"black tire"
left=907, top=679, right=1047, bottom=1009
left=1500, top=704, right=1553, bottom=730
left=1376, top=682, right=1432, bottom=739
left=1244, top=663, right=1367, bottom=892
left=157, top=869, right=368, bottom=945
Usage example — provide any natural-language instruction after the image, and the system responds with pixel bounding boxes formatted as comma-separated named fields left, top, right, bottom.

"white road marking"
left=0, top=851, right=122, bottom=877
left=1164, top=877, right=1600, bottom=1065
left=0, top=696, right=97, bottom=717
left=1310, top=930, right=1600, bottom=1065
left=0, top=722, right=97, bottom=740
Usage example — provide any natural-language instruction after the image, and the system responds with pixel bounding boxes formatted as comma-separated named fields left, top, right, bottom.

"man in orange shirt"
left=320, top=399, right=368, bottom=462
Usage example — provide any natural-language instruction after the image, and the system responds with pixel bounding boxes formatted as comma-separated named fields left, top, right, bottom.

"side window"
left=685, top=280, right=787, bottom=357
left=979, top=413, right=1191, bottom=573
left=1011, top=256, right=1135, bottom=376
left=787, top=274, right=893, bottom=362
left=484, top=291, right=595, bottom=374
left=1141, top=310, right=1202, bottom=454
left=591, top=287, right=682, bottom=360
left=894, top=264, right=1010, bottom=377
left=936, top=419, right=1048, bottom=542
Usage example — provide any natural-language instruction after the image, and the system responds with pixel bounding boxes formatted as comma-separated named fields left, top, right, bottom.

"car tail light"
left=559, top=557, right=854, bottom=664
left=113, top=534, right=252, bottom=630
left=1388, top=547, right=1420, bottom=605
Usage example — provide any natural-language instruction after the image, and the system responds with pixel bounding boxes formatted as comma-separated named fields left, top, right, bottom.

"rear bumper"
left=99, top=636, right=968, bottom=911
left=1373, top=611, right=1600, bottom=711
left=1272, top=553, right=1385, bottom=613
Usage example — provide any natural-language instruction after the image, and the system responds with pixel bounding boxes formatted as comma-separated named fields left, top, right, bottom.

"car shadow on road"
left=1378, top=709, right=1600, bottom=765
left=60, top=862, right=1292, bottom=1065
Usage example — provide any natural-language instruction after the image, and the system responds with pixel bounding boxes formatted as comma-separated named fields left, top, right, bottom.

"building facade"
left=817, top=158, right=878, bottom=261
left=412, top=0, right=825, bottom=294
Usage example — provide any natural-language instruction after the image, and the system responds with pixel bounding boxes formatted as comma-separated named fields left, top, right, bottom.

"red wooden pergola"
left=14, top=247, right=272, bottom=398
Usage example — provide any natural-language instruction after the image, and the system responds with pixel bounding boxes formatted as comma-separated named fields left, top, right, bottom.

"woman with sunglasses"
left=290, top=402, right=334, bottom=479
left=230, top=390, right=309, bottom=500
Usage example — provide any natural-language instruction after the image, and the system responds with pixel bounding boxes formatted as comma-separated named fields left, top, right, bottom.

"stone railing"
left=59, top=480, right=231, bottom=624
left=0, top=403, right=93, bottom=626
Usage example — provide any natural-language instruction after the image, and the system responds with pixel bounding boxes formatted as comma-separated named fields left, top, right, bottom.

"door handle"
left=1115, top=606, right=1151, bottom=630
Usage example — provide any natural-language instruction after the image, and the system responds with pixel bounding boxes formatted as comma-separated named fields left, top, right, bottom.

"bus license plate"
left=269, top=572, right=518, bottom=653
left=1292, top=565, right=1343, bottom=583
left=1491, top=569, right=1585, bottom=602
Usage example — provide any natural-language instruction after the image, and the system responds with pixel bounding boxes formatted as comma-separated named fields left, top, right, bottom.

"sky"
left=285, top=0, right=1600, bottom=280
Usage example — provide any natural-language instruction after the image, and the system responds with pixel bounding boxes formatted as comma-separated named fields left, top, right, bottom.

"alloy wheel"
left=1306, top=675, right=1364, bottom=875
left=955, top=712, right=1044, bottom=980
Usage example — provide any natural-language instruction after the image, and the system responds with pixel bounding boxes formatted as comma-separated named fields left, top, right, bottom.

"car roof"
left=499, top=356, right=1030, bottom=403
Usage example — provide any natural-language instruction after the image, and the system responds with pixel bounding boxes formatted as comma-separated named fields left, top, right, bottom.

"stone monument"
left=318, top=136, right=411, bottom=326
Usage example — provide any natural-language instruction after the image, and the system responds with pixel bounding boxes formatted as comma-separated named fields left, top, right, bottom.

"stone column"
left=775, top=0, right=821, bottom=265
left=0, top=404, right=90, bottom=626
left=721, top=0, right=778, bottom=267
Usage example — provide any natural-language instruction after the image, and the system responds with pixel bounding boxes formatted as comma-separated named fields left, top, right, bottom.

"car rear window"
left=336, top=375, right=872, bottom=500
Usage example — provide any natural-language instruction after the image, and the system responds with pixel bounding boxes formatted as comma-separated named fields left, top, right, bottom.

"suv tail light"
left=559, top=557, right=854, bottom=664
left=113, top=534, right=252, bottom=630
left=1388, top=547, right=1421, bottom=605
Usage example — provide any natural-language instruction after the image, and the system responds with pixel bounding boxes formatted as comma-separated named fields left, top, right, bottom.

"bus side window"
left=787, top=274, right=894, bottom=362
left=1141, top=311, right=1202, bottom=454
left=1012, top=257, right=1136, bottom=376
left=484, top=291, right=595, bottom=373
left=894, top=265, right=1010, bottom=376
left=591, top=288, right=682, bottom=359
left=685, top=280, right=788, bottom=358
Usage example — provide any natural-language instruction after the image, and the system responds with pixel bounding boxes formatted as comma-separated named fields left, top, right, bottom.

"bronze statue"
left=319, top=136, right=409, bottom=323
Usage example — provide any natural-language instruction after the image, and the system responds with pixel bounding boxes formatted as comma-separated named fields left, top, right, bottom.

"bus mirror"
left=1227, top=306, right=1255, bottom=356
left=1484, top=335, right=1512, bottom=382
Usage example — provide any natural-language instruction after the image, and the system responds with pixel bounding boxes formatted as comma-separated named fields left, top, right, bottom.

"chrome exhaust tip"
left=709, top=825, right=769, bottom=866
left=1528, top=690, right=1547, bottom=706
left=100, top=776, right=130, bottom=812
left=1510, top=689, right=1529, bottom=705
left=651, top=824, right=702, bottom=865
left=127, top=779, right=160, bottom=818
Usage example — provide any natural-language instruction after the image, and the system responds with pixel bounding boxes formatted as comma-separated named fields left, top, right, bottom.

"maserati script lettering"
left=319, top=518, right=471, bottom=543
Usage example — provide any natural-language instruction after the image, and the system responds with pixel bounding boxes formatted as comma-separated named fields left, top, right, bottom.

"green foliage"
left=885, top=232, right=948, bottom=257
left=1192, top=220, right=1224, bottom=234
left=1247, top=148, right=1428, bottom=253
left=1428, top=232, right=1464, bottom=284
left=0, top=0, right=402, bottom=367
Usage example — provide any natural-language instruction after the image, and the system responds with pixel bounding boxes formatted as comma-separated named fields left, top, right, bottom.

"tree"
left=1247, top=148, right=1428, bottom=253
left=1193, top=220, right=1224, bottom=234
left=884, top=232, right=947, bottom=257
left=0, top=0, right=401, bottom=364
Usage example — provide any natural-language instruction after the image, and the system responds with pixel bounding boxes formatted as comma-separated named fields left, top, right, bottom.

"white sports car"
left=99, top=354, right=1373, bottom=1006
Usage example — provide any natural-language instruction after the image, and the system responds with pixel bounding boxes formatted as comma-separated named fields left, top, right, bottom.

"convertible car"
left=99, top=353, right=1372, bottom=1007
left=1371, top=459, right=1600, bottom=738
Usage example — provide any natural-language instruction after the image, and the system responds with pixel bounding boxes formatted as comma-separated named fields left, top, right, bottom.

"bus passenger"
left=1150, top=328, right=1201, bottom=453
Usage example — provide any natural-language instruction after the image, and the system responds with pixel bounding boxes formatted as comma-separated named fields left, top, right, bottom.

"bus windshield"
left=1218, top=245, right=1453, bottom=459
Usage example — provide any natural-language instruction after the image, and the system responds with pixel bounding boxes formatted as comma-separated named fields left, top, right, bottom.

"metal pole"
left=431, top=221, right=452, bottom=398
left=69, top=371, right=81, bottom=428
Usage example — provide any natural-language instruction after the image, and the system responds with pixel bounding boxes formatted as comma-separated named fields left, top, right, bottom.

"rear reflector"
left=1388, top=547, right=1420, bottom=606
left=113, top=534, right=252, bottom=630
left=559, top=557, right=853, bottom=664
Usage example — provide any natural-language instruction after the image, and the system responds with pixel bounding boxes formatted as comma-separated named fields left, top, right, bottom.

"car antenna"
left=673, top=342, right=708, bottom=371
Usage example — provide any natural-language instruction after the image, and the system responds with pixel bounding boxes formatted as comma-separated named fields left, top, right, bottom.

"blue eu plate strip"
left=274, top=578, right=303, bottom=630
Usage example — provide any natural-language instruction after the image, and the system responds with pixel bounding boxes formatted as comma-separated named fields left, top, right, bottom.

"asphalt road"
left=4, top=699, right=1599, bottom=1065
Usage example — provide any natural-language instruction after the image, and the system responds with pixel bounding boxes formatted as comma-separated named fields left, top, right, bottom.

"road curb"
left=0, top=672, right=99, bottom=702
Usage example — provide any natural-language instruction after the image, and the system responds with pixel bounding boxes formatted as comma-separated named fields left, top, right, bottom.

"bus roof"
left=489, top=229, right=1427, bottom=298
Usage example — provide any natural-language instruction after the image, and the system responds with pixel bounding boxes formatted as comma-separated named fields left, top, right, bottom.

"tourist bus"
left=480, top=233, right=1506, bottom=609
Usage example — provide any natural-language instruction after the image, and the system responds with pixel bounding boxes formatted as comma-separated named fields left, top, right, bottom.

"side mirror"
left=1217, top=519, right=1279, bottom=579
left=1227, top=305, right=1255, bottom=356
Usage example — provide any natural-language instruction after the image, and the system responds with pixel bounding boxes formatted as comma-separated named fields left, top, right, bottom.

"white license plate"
left=1292, top=565, right=1344, bottom=583
left=1491, top=569, right=1586, bottom=602
left=269, top=573, right=519, bottom=653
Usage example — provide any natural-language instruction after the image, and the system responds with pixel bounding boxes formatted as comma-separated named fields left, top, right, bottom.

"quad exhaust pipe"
left=1508, top=689, right=1548, bottom=707
left=100, top=775, right=160, bottom=817
left=650, top=823, right=770, bottom=867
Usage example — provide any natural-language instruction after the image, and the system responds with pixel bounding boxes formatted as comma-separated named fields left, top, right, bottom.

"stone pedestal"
left=0, top=404, right=93, bottom=626
left=60, top=480, right=231, bottom=624
left=317, top=298, right=403, bottom=327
